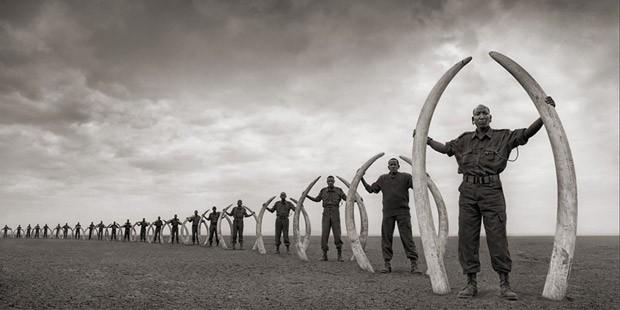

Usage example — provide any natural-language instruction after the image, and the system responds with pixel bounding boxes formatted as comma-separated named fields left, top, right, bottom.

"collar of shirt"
left=472, top=128, right=493, bottom=140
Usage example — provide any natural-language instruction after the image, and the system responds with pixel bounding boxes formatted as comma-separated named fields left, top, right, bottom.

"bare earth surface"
left=0, top=236, right=618, bottom=309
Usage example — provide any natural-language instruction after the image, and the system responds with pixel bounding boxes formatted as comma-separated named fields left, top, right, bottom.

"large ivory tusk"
left=201, top=211, right=211, bottom=246
left=345, top=152, right=384, bottom=272
left=289, top=198, right=311, bottom=253
left=131, top=224, right=139, bottom=242
left=255, top=196, right=276, bottom=254
left=181, top=220, right=190, bottom=244
left=413, top=56, right=471, bottom=294
left=217, top=204, right=234, bottom=249
left=399, top=155, right=449, bottom=259
left=293, top=176, right=319, bottom=261
left=489, top=51, right=577, bottom=301
left=335, top=176, right=369, bottom=262
left=241, top=206, right=260, bottom=251
left=146, top=224, right=155, bottom=243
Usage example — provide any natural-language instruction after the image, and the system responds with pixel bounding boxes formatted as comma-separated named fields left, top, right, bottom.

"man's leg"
left=457, top=182, right=482, bottom=298
left=331, top=212, right=344, bottom=262
left=208, top=225, right=216, bottom=246
left=238, top=221, right=244, bottom=249
left=381, top=215, right=397, bottom=273
left=321, top=213, right=330, bottom=260
left=231, top=221, right=239, bottom=249
left=395, top=214, right=420, bottom=273
left=192, top=226, right=198, bottom=244
left=480, top=183, right=516, bottom=300
left=275, top=218, right=283, bottom=253
left=282, top=218, right=290, bottom=253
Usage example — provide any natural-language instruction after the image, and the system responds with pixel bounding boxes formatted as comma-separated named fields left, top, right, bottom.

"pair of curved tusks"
left=216, top=204, right=234, bottom=249
left=412, top=52, right=577, bottom=299
left=255, top=196, right=276, bottom=254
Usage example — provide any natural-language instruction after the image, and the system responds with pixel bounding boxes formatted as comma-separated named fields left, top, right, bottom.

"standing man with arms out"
left=43, top=224, right=50, bottom=238
left=225, top=200, right=255, bottom=250
left=54, top=224, right=61, bottom=239
left=96, top=221, right=105, bottom=240
left=361, top=158, right=421, bottom=274
left=74, top=222, right=82, bottom=239
left=2, top=225, right=11, bottom=238
left=16, top=225, right=22, bottom=238
left=26, top=224, right=31, bottom=238
left=152, top=216, right=164, bottom=243
left=136, top=218, right=149, bottom=242
left=205, top=207, right=220, bottom=247
left=34, top=224, right=40, bottom=238
left=87, top=222, right=95, bottom=240
left=421, top=97, right=555, bottom=300
left=306, top=176, right=347, bottom=262
left=166, top=215, right=182, bottom=244
left=107, top=221, right=119, bottom=241
left=186, top=210, right=202, bottom=245
left=62, top=223, right=71, bottom=239
left=122, top=220, right=132, bottom=242
left=266, top=192, right=296, bottom=254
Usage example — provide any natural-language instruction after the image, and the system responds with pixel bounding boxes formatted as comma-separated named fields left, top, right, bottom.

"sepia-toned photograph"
left=1, top=0, right=618, bottom=309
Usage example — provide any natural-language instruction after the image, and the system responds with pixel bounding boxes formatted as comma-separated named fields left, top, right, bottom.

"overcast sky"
left=0, top=0, right=618, bottom=236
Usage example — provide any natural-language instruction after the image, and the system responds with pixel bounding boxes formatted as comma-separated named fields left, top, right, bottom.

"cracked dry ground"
left=1, top=236, right=618, bottom=309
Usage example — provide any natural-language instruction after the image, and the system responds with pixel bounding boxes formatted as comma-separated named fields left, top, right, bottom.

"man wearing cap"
left=422, top=96, right=555, bottom=300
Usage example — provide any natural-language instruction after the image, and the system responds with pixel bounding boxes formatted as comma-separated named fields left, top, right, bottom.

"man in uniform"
left=16, top=225, right=22, bottom=238
left=152, top=216, right=164, bottom=243
left=107, top=221, right=119, bottom=241
left=2, top=225, right=11, bottom=238
left=54, top=224, right=61, bottom=238
left=422, top=96, right=555, bottom=300
left=122, top=220, right=132, bottom=241
left=186, top=210, right=202, bottom=245
left=205, top=207, right=220, bottom=247
left=306, top=176, right=347, bottom=262
left=266, top=192, right=296, bottom=254
left=225, top=200, right=255, bottom=250
left=135, top=218, right=150, bottom=242
left=96, top=221, right=105, bottom=240
left=26, top=224, right=31, bottom=238
left=34, top=224, right=40, bottom=238
left=166, top=215, right=182, bottom=244
left=62, top=223, right=71, bottom=239
left=43, top=224, right=50, bottom=238
left=74, top=222, right=82, bottom=239
left=361, top=158, right=421, bottom=274
left=87, top=222, right=95, bottom=240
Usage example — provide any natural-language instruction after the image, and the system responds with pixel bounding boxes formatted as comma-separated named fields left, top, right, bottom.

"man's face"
left=280, top=192, right=287, bottom=200
left=174, top=215, right=177, bottom=219
left=388, top=160, right=400, bottom=173
left=194, top=211, right=198, bottom=215
left=212, top=207, right=216, bottom=211
left=237, top=200, right=243, bottom=206
left=472, top=105, right=492, bottom=129
left=327, top=178, right=335, bottom=188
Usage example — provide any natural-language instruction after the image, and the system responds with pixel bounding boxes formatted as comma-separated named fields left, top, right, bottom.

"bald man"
left=421, top=97, right=555, bottom=300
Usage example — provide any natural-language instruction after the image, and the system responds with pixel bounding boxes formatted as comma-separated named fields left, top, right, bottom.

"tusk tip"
left=462, top=56, right=473, bottom=64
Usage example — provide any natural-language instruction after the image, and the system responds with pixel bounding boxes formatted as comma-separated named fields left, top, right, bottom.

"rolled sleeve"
left=508, top=128, right=529, bottom=148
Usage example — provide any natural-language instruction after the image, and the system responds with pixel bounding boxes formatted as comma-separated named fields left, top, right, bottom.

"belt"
left=463, top=174, right=499, bottom=184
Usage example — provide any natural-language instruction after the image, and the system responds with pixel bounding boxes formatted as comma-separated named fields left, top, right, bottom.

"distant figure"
left=43, top=224, right=50, bottom=238
left=2, top=225, right=10, bottom=238
left=306, top=176, right=347, bottom=262
left=62, top=223, right=70, bottom=239
left=152, top=217, right=164, bottom=243
left=96, top=221, right=105, bottom=240
left=54, top=224, right=61, bottom=238
left=16, top=225, right=22, bottom=238
left=186, top=210, right=202, bottom=245
left=34, top=224, right=41, bottom=238
left=266, top=192, right=296, bottom=254
left=87, top=222, right=95, bottom=240
left=74, top=222, right=82, bottom=239
left=122, top=220, right=132, bottom=241
left=26, top=224, right=32, bottom=238
left=225, top=200, right=255, bottom=250
left=108, top=222, right=119, bottom=240
left=166, top=215, right=182, bottom=244
left=362, top=158, right=420, bottom=274
left=136, top=218, right=150, bottom=242
left=205, top=207, right=220, bottom=247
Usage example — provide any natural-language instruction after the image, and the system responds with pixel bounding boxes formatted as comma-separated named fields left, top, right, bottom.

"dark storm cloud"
left=0, top=0, right=617, bottom=235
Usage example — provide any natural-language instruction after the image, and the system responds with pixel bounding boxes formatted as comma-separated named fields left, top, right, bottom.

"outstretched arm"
left=306, top=193, right=320, bottom=202
left=524, top=96, right=556, bottom=138
left=413, top=129, right=448, bottom=154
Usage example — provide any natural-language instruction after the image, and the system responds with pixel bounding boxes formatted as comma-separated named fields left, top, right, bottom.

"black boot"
left=381, top=260, right=392, bottom=273
left=286, top=245, right=290, bottom=254
left=499, top=273, right=519, bottom=300
left=410, top=260, right=423, bottom=275
left=337, top=248, right=344, bottom=262
left=275, top=245, right=280, bottom=254
left=321, top=250, right=328, bottom=261
left=232, top=243, right=236, bottom=250
left=457, top=273, right=478, bottom=299
left=239, top=241, right=244, bottom=250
